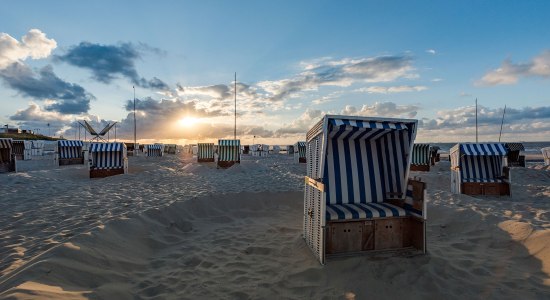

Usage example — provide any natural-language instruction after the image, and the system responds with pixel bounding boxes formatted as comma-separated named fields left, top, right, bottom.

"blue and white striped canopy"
left=0, top=138, right=12, bottom=149
left=459, top=143, right=506, bottom=156
left=329, top=118, right=408, bottom=130
left=59, top=140, right=83, bottom=147
left=90, top=142, right=125, bottom=152
left=219, top=139, right=240, bottom=146
left=147, top=144, right=163, bottom=150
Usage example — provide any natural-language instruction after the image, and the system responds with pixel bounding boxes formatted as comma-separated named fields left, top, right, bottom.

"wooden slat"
left=305, top=176, right=325, bottom=192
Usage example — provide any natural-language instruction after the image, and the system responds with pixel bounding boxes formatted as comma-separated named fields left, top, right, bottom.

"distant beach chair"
left=542, top=147, right=550, bottom=166
left=197, top=143, right=215, bottom=162
left=12, top=140, right=26, bottom=161
left=294, top=141, right=306, bottom=163
left=303, top=115, right=427, bottom=264
left=430, top=146, right=440, bottom=164
left=89, top=142, right=128, bottom=178
left=272, top=145, right=281, bottom=154
left=450, top=143, right=510, bottom=196
left=124, top=142, right=139, bottom=156
left=217, top=139, right=240, bottom=168
left=164, top=144, right=177, bottom=154
left=287, top=145, right=295, bottom=155
left=410, top=143, right=432, bottom=171
left=58, top=140, right=85, bottom=165
left=251, top=144, right=268, bottom=157
left=504, top=143, right=525, bottom=167
left=0, top=138, right=15, bottom=173
left=242, top=145, right=250, bottom=155
left=146, top=144, right=164, bottom=157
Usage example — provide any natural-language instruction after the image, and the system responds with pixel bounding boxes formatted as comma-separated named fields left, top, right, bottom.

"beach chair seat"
left=462, top=178, right=505, bottom=183
left=326, top=202, right=407, bottom=221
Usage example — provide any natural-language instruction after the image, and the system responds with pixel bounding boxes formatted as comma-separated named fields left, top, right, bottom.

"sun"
left=178, top=116, right=199, bottom=127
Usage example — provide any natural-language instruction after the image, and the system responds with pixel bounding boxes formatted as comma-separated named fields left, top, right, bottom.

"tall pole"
left=133, top=86, right=137, bottom=148
left=475, top=98, right=478, bottom=143
left=234, top=72, right=237, bottom=140
left=498, top=105, right=506, bottom=142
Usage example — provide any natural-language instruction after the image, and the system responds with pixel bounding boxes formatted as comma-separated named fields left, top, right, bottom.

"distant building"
left=1, top=127, right=21, bottom=134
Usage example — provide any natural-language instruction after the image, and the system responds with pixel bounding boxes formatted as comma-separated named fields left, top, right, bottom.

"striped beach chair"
left=89, top=142, right=128, bottom=178
left=294, top=141, right=306, bottom=163
left=197, top=143, right=215, bottom=162
left=541, top=147, right=550, bottom=166
left=146, top=144, right=164, bottom=157
left=450, top=143, right=510, bottom=196
left=410, top=143, right=432, bottom=171
left=58, top=140, right=84, bottom=165
left=303, top=115, right=427, bottom=264
left=0, top=138, right=14, bottom=173
left=218, top=139, right=240, bottom=168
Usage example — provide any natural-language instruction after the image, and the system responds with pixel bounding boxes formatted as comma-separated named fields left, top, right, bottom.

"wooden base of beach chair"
left=410, top=164, right=430, bottom=172
left=198, top=158, right=215, bottom=162
left=299, top=157, right=306, bottom=163
left=90, top=168, right=125, bottom=178
left=0, top=162, right=15, bottom=173
left=217, top=161, right=240, bottom=169
left=462, top=182, right=510, bottom=196
left=326, top=217, right=425, bottom=255
left=59, top=158, right=84, bottom=166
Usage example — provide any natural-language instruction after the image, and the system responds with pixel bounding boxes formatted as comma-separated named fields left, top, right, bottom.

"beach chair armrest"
left=305, top=176, right=325, bottom=192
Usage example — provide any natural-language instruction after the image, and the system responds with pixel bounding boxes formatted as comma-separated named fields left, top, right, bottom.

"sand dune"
left=0, top=155, right=549, bottom=299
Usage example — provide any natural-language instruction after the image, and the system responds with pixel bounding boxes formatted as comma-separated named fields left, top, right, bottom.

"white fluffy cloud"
left=0, top=29, right=57, bottom=69
left=341, top=102, right=419, bottom=118
left=356, top=85, right=427, bottom=94
left=478, top=50, right=550, bottom=85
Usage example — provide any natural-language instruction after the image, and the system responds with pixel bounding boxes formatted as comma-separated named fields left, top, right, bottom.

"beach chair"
left=146, top=144, right=164, bottom=157
left=58, top=140, right=85, bottom=165
left=11, top=140, right=26, bottom=161
left=410, top=144, right=431, bottom=171
left=287, top=145, right=295, bottom=155
left=242, top=145, right=250, bottom=155
left=504, top=143, right=525, bottom=167
left=430, top=146, right=440, bottom=164
left=89, top=142, right=128, bottom=178
left=542, top=147, right=550, bottom=166
left=450, top=143, right=510, bottom=196
left=197, top=143, right=215, bottom=162
left=0, top=138, right=15, bottom=173
left=294, top=141, right=306, bottom=163
left=218, top=139, right=240, bottom=168
left=272, top=145, right=281, bottom=154
left=303, top=115, right=427, bottom=264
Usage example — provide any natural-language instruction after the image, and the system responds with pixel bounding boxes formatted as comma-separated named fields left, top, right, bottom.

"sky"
left=1, top=0, right=550, bottom=145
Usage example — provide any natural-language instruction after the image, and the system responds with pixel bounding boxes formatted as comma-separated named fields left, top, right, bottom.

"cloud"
left=415, top=105, right=550, bottom=141
left=0, top=29, right=57, bottom=69
left=341, top=102, right=419, bottom=118
left=275, top=108, right=324, bottom=135
left=55, top=42, right=169, bottom=90
left=0, top=63, right=94, bottom=114
left=257, top=55, right=416, bottom=102
left=478, top=50, right=550, bottom=85
left=426, top=49, right=436, bottom=55
left=355, top=85, right=427, bottom=94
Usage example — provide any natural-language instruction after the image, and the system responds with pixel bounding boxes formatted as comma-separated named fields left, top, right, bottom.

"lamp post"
left=133, top=86, right=137, bottom=150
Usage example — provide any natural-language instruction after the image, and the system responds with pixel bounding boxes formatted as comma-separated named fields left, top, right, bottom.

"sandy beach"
left=0, top=154, right=549, bottom=299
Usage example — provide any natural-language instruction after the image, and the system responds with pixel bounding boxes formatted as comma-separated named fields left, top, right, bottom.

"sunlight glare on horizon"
left=178, top=116, right=199, bottom=127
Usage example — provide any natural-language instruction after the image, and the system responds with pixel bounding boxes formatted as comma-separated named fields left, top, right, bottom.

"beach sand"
left=0, top=154, right=549, bottom=299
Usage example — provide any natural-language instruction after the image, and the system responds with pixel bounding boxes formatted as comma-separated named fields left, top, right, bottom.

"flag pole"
left=475, top=98, right=478, bottom=143
left=234, top=72, right=237, bottom=140
left=133, top=86, right=137, bottom=149
left=498, top=105, right=506, bottom=142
